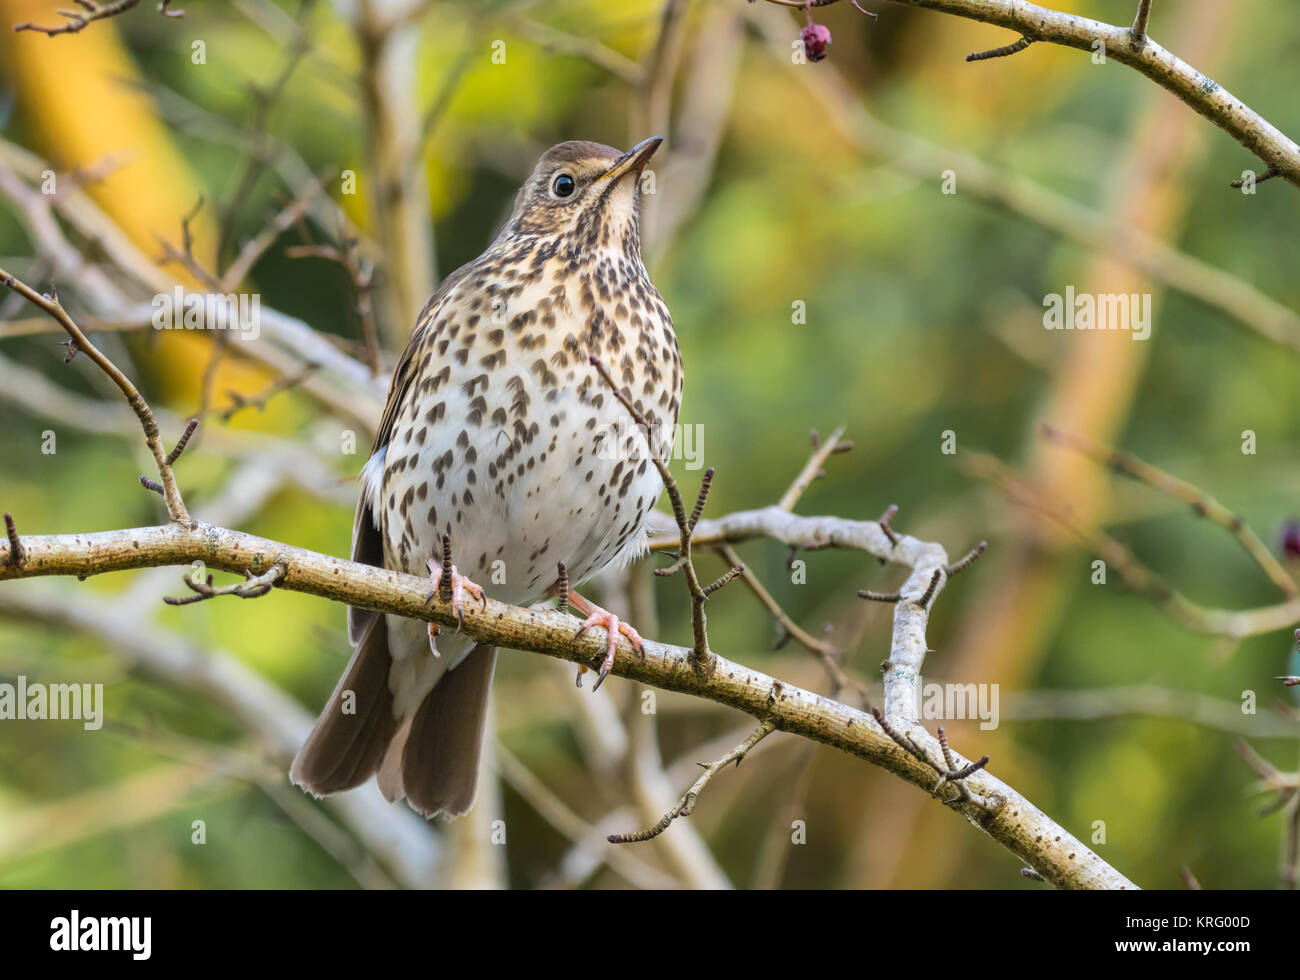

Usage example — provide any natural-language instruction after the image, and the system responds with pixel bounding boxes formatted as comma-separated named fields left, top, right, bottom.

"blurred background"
left=0, top=0, right=1298, bottom=889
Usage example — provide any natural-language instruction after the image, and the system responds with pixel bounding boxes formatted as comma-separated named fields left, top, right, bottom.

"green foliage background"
left=0, top=0, right=1297, bottom=888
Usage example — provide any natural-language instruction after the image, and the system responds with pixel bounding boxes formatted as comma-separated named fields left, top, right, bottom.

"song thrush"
left=291, top=137, right=682, bottom=818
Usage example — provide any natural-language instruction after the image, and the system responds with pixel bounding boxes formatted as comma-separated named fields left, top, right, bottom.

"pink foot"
left=426, top=558, right=487, bottom=641
left=569, top=593, right=644, bottom=691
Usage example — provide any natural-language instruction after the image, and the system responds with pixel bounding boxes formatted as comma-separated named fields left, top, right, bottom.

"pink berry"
left=801, top=23, right=832, bottom=62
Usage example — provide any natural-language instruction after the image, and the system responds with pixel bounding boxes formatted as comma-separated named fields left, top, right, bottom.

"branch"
left=0, top=267, right=192, bottom=525
left=162, top=563, right=286, bottom=606
left=591, top=355, right=735, bottom=674
left=607, top=722, right=776, bottom=843
left=14, top=0, right=141, bottom=36
left=757, top=0, right=1300, bottom=189
left=1131, top=1, right=1154, bottom=45
left=966, top=450, right=1300, bottom=639
left=0, top=270, right=1133, bottom=888
left=0, top=519, right=1133, bottom=888
left=1040, top=423, right=1298, bottom=599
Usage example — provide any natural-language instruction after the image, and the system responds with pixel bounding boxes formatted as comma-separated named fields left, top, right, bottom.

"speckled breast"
left=378, top=242, right=682, bottom=609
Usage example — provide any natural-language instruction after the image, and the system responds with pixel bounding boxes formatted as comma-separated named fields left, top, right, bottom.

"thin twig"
left=1230, top=167, right=1279, bottom=189
left=3, top=514, right=24, bottom=567
left=591, top=355, right=718, bottom=673
left=778, top=425, right=848, bottom=511
left=1040, top=423, right=1299, bottom=598
left=165, top=418, right=199, bottom=466
left=608, top=722, right=776, bottom=843
left=946, top=541, right=988, bottom=577
left=211, top=363, right=319, bottom=422
left=1131, top=0, right=1154, bottom=44
left=14, top=0, right=144, bottom=36
left=555, top=562, right=569, bottom=616
left=966, top=36, right=1033, bottom=62
left=873, top=709, right=993, bottom=809
left=0, top=267, right=192, bottom=524
left=966, top=451, right=1300, bottom=639
left=163, top=564, right=285, bottom=606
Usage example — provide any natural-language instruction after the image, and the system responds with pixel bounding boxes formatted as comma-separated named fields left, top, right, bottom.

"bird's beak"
left=595, top=136, right=663, bottom=184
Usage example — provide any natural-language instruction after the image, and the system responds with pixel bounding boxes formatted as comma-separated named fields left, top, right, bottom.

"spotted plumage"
left=291, top=138, right=681, bottom=818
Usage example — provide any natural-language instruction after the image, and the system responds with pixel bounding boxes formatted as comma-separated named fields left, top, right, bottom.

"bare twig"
left=966, top=36, right=1033, bottom=62
left=758, top=0, right=1300, bottom=188
left=0, top=266, right=192, bottom=525
left=873, top=709, right=992, bottom=807
left=1040, top=423, right=1298, bottom=598
left=946, top=541, right=988, bottom=577
left=966, top=451, right=1300, bottom=639
left=165, top=418, right=199, bottom=466
left=3, top=514, right=25, bottom=567
left=1131, top=0, right=1154, bottom=45
left=13, top=0, right=147, bottom=36
left=591, top=355, right=720, bottom=674
left=214, top=1, right=316, bottom=269
left=608, top=722, right=776, bottom=843
left=211, top=363, right=320, bottom=422
left=1234, top=740, right=1300, bottom=887
left=1230, top=167, right=1279, bottom=189
left=495, top=744, right=677, bottom=888
left=555, top=562, right=570, bottom=617
left=163, top=563, right=286, bottom=606
left=286, top=220, right=380, bottom=374
left=719, top=545, right=837, bottom=657
left=878, top=503, right=900, bottom=549
left=779, top=426, right=850, bottom=512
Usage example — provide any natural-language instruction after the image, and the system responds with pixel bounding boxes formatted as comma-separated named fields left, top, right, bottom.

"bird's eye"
left=551, top=173, right=576, bottom=198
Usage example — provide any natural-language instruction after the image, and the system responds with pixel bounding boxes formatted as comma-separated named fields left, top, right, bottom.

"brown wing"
left=347, top=259, right=477, bottom=644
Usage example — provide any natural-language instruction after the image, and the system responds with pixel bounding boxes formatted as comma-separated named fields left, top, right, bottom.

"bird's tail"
left=376, top=642, right=497, bottom=818
left=290, top=613, right=399, bottom=795
left=292, top=612, right=497, bottom=818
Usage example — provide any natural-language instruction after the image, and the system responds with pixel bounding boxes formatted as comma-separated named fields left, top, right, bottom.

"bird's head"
left=504, top=137, right=662, bottom=256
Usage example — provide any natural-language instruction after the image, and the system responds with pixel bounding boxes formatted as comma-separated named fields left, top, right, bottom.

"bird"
left=290, top=137, right=682, bottom=819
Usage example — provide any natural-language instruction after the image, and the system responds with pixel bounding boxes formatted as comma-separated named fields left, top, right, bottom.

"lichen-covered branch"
left=0, top=519, right=1135, bottom=889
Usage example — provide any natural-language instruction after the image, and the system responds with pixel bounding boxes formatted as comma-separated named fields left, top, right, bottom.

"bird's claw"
left=426, top=558, right=487, bottom=634
left=574, top=610, right=644, bottom=692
